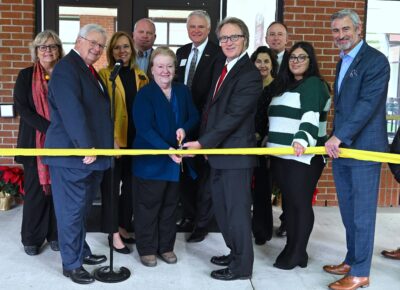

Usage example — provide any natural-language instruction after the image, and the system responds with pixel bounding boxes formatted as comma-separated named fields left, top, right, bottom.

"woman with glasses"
left=250, top=46, right=278, bottom=245
left=267, top=41, right=331, bottom=269
left=13, top=30, right=64, bottom=256
left=132, top=47, right=198, bottom=267
left=98, top=31, right=149, bottom=254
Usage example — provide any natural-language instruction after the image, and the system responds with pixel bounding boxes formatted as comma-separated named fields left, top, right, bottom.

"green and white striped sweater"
left=267, top=76, right=331, bottom=164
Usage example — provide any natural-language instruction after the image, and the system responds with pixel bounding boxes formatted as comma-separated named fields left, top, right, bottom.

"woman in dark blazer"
left=250, top=46, right=278, bottom=245
left=132, top=47, right=199, bottom=267
left=13, top=30, right=64, bottom=255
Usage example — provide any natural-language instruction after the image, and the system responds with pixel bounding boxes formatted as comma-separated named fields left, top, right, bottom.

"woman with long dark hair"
left=250, top=46, right=278, bottom=245
left=267, top=41, right=331, bottom=269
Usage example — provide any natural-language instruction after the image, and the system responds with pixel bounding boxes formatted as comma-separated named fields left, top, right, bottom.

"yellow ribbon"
left=1, top=146, right=399, bottom=164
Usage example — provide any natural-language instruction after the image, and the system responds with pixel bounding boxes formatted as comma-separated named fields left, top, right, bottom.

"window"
left=227, top=0, right=277, bottom=51
left=367, top=0, right=400, bottom=140
left=149, top=9, right=191, bottom=52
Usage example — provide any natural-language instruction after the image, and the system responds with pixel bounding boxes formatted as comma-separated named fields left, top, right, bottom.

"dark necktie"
left=186, top=47, right=198, bottom=89
left=137, top=50, right=144, bottom=58
left=89, top=65, right=98, bottom=79
left=202, top=65, right=228, bottom=130
left=213, top=65, right=227, bottom=98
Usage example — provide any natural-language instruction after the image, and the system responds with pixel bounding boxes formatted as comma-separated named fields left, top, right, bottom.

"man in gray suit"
left=324, top=9, right=390, bottom=290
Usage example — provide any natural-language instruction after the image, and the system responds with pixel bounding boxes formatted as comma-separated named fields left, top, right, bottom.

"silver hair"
left=330, top=9, right=361, bottom=27
left=216, top=17, right=249, bottom=50
left=77, top=23, right=107, bottom=40
left=187, top=10, right=211, bottom=29
left=30, top=29, right=64, bottom=63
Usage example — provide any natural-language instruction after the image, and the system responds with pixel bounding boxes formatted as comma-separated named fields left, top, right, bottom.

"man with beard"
left=324, top=9, right=390, bottom=290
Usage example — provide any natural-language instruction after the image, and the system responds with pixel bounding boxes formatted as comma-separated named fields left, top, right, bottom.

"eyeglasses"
left=113, top=44, right=131, bottom=51
left=80, top=36, right=106, bottom=50
left=37, top=44, right=59, bottom=52
left=218, top=34, right=245, bottom=43
left=289, top=54, right=309, bottom=63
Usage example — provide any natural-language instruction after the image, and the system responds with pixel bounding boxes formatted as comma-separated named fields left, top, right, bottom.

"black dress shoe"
left=63, top=266, right=95, bottom=284
left=24, top=245, right=39, bottom=256
left=113, top=245, right=131, bottom=254
left=273, top=260, right=307, bottom=270
left=276, top=225, right=287, bottom=237
left=254, top=236, right=267, bottom=245
left=187, top=228, right=208, bottom=243
left=120, top=235, right=136, bottom=244
left=210, top=267, right=251, bottom=281
left=83, top=254, right=107, bottom=265
left=176, top=218, right=194, bottom=232
left=210, top=255, right=231, bottom=266
left=49, top=240, right=60, bottom=251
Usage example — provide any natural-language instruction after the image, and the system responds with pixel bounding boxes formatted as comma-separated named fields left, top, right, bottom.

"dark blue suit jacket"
left=43, top=50, right=113, bottom=170
left=333, top=42, right=390, bottom=165
left=132, top=81, right=199, bottom=181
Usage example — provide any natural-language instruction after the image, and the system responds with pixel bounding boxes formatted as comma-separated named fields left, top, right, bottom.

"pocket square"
left=349, top=69, right=358, bottom=78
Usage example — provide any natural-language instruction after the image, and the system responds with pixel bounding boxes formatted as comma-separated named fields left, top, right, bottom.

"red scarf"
left=32, top=62, right=51, bottom=195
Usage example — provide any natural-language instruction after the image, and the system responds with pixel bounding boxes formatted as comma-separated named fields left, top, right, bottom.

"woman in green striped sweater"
left=267, top=41, right=331, bottom=270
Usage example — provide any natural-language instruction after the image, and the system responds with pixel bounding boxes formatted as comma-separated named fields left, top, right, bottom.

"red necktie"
left=89, top=65, right=98, bottom=79
left=213, top=65, right=227, bottom=98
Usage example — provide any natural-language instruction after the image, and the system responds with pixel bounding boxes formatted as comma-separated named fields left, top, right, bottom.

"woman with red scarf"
left=13, top=30, right=64, bottom=256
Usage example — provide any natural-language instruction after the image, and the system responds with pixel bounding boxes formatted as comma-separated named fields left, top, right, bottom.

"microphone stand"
left=94, top=66, right=130, bottom=283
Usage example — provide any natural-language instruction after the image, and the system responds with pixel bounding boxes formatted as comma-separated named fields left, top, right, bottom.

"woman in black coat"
left=14, top=30, right=64, bottom=255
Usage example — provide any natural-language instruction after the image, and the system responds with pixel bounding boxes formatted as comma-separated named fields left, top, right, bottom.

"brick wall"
left=0, top=0, right=399, bottom=206
left=0, top=0, right=34, bottom=165
left=283, top=0, right=400, bottom=206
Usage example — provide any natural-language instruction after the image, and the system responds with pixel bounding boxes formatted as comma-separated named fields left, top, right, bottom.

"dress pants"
left=332, top=160, right=381, bottom=277
left=21, top=162, right=57, bottom=246
left=210, top=167, right=253, bottom=276
left=133, top=177, right=179, bottom=256
left=194, top=163, right=213, bottom=229
left=271, top=156, right=324, bottom=267
left=50, top=166, right=103, bottom=271
left=100, top=155, right=133, bottom=233
left=179, top=157, right=212, bottom=227
left=252, top=156, right=273, bottom=241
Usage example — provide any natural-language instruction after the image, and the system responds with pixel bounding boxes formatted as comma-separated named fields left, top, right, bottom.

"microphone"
left=109, top=59, right=123, bottom=82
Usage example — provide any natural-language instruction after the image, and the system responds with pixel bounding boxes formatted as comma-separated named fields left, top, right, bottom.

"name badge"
left=180, top=59, right=187, bottom=66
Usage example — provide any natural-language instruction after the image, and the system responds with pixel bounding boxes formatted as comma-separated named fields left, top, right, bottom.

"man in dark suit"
left=175, top=10, right=221, bottom=242
left=265, top=21, right=288, bottom=71
left=185, top=17, right=262, bottom=281
left=265, top=20, right=289, bottom=238
left=323, top=9, right=390, bottom=290
left=43, top=24, right=113, bottom=284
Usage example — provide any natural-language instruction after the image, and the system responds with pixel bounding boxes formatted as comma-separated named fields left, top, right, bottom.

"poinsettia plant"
left=0, top=166, right=24, bottom=197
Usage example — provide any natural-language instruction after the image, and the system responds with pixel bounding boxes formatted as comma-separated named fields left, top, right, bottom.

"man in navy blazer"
left=324, top=9, right=390, bottom=290
left=43, top=24, right=113, bottom=284
left=185, top=17, right=262, bottom=281
left=175, top=10, right=222, bottom=242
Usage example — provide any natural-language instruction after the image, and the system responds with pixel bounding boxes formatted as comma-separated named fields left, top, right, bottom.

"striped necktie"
left=186, top=47, right=198, bottom=88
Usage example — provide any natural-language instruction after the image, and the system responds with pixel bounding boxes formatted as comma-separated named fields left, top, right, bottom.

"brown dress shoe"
left=323, top=262, right=351, bottom=275
left=381, top=248, right=400, bottom=260
left=328, top=276, right=369, bottom=290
